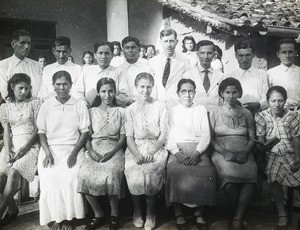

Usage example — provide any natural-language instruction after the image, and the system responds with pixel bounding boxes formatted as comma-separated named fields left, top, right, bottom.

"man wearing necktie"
left=0, top=29, right=42, bottom=99
left=183, top=40, right=223, bottom=111
left=149, top=29, right=190, bottom=109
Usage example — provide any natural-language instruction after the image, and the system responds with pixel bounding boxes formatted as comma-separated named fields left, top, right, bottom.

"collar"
left=265, top=107, right=289, bottom=118
left=12, top=54, right=29, bottom=65
left=238, top=66, right=254, bottom=73
left=279, top=63, right=296, bottom=72
left=53, top=61, right=74, bottom=68
left=52, top=96, right=77, bottom=106
left=96, top=65, right=114, bottom=74
left=198, top=64, right=213, bottom=73
left=162, top=52, right=176, bottom=63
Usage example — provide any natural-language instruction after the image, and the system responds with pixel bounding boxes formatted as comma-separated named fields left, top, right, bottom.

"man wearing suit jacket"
left=183, top=40, right=223, bottom=111
left=149, top=29, right=190, bottom=108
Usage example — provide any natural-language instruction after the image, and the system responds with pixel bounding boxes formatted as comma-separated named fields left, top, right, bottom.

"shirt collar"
left=162, top=52, right=176, bottom=63
left=198, top=64, right=213, bottom=73
left=12, top=54, right=29, bottom=65
left=54, top=61, right=73, bottom=67
left=96, top=65, right=114, bottom=74
left=52, top=96, right=77, bottom=106
left=279, top=63, right=296, bottom=72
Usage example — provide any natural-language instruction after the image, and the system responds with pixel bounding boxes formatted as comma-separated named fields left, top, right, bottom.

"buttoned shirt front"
left=226, top=66, right=269, bottom=109
left=0, top=55, right=42, bottom=98
left=38, top=61, right=82, bottom=100
left=268, top=64, right=300, bottom=108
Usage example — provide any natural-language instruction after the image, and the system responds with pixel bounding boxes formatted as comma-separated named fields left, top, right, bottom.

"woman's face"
left=53, top=76, right=72, bottom=99
left=113, top=45, right=120, bottom=56
left=147, top=47, right=155, bottom=58
left=99, top=84, right=116, bottom=106
left=221, top=85, right=240, bottom=106
left=184, top=39, right=194, bottom=51
left=12, top=82, right=31, bottom=102
left=136, top=78, right=153, bottom=101
left=139, top=47, right=146, bottom=58
left=268, top=91, right=286, bottom=116
left=178, top=82, right=195, bottom=107
left=83, top=53, right=93, bottom=65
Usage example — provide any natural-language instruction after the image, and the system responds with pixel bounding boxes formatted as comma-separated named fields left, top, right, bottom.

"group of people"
left=0, top=27, right=299, bottom=230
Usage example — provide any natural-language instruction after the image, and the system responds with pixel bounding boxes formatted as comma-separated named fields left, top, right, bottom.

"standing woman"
left=0, top=73, right=41, bottom=226
left=77, top=78, right=125, bottom=230
left=37, top=70, right=90, bottom=230
left=82, top=51, right=94, bottom=71
left=182, top=36, right=198, bottom=68
left=255, top=86, right=300, bottom=229
left=125, top=72, right=168, bottom=230
left=166, top=79, right=216, bottom=230
left=210, top=78, right=257, bottom=230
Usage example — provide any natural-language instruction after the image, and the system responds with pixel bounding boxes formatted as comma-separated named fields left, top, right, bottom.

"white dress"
left=37, top=96, right=90, bottom=225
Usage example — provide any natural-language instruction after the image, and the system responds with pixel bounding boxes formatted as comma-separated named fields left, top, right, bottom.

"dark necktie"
left=203, top=69, right=210, bottom=93
left=162, top=58, right=171, bottom=88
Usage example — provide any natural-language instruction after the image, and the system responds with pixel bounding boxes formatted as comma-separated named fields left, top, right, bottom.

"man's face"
left=94, top=45, right=113, bottom=69
left=235, top=48, right=254, bottom=70
left=12, top=36, right=31, bottom=59
left=123, top=41, right=139, bottom=63
left=197, top=45, right=215, bottom=67
left=160, top=34, right=178, bottom=57
left=53, top=45, right=71, bottom=65
left=277, top=43, right=296, bottom=67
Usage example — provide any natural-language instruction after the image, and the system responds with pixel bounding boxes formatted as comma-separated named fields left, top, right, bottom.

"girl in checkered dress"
left=255, top=86, right=300, bottom=229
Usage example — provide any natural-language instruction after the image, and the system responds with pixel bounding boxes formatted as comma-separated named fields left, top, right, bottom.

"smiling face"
left=160, top=34, right=178, bottom=57
left=53, top=76, right=72, bottom=100
left=147, top=46, right=155, bottom=58
left=235, top=48, right=254, bottom=70
left=277, top=43, right=296, bottom=67
left=94, top=45, right=113, bottom=69
left=53, top=45, right=71, bottom=65
left=221, top=85, right=240, bottom=106
left=136, top=78, right=153, bottom=101
left=268, top=91, right=286, bottom=116
left=12, top=36, right=31, bottom=60
left=178, top=82, right=196, bottom=107
left=98, top=83, right=116, bottom=106
left=197, top=45, right=215, bottom=69
left=12, top=81, right=31, bottom=102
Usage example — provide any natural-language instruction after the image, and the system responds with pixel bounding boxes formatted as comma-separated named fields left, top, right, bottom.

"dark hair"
left=82, top=51, right=94, bottom=64
left=196, top=40, right=215, bottom=51
left=140, top=44, right=147, bottom=50
left=111, top=41, right=122, bottom=56
left=52, top=70, right=72, bottom=85
left=234, top=40, right=255, bottom=53
left=215, top=45, right=223, bottom=60
left=122, top=36, right=140, bottom=48
left=6, top=73, right=32, bottom=102
left=182, top=36, right=197, bottom=53
left=266, top=86, right=287, bottom=101
left=160, top=29, right=177, bottom=40
left=94, top=41, right=114, bottom=54
left=134, top=72, right=155, bottom=87
left=218, top=78, right=243, bottom=99
left=276, top=38, right=297, bottom=52
left=38, top=54, right=47, bottom=61
left=91, top=78, right=117, bottom=107
left=54, top=36, right=71, bottom=48
left=176, top=78, right=196, bottom=93
left=147, top=44, right=156, bottom=55
left=12, top=29, right=31, bottom=41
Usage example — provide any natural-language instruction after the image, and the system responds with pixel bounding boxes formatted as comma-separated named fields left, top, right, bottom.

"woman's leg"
left=145, top=195, right=155, bottom=218
left=270, top=181, right=288, bottom=226
left=174, top=203, right=185, bottom=224
left=234, top=183, right=254, bottom=221
left=223, top=183, right=239, bottom=214
left=0, top=173, right=7, bottom=202
left=194, top=206, right=206, bottom=224
left=108, top=195, right=119, bottom=217
left=132, top=195, right=143, bottom=217
left=85, top=194, right=104, bottom=218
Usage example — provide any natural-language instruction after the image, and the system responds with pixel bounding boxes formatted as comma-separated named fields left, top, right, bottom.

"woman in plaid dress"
left=255, top=86, right=300, bottom=229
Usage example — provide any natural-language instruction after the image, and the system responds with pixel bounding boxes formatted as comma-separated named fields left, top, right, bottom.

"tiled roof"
left=155, top=0, right=300, bottom=33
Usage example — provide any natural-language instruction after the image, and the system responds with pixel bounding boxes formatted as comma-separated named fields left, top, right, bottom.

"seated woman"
left=77, top=78, right=125, bottom=230
left=255, top=86, right=300, bottom=229
left=210, top=78, right=257, bottom=230
left=37, top=70, right=90, bottom=230
left=125, top=72, right=168, bottom=230
left=166, top=79, right=216, bottom=230
left=0, top=73, right=41, bottom=226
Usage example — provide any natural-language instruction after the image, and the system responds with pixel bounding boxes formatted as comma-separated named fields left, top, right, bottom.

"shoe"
left=85, top=216, right=106, bottom=230
left=0, top=208, right=19, bottom=226
left=144, top=216, right=156, bottom=230
left=133, top=215, right=144, bottom=228
left=195, top=216, right=207, bottom=230
left=109, top=216, right=119, bottom=230
left=229, top=219, right=242, bottom=230
left=276, top=216, right=288, bottom=230
left=175, top=215, right=187, bottom=230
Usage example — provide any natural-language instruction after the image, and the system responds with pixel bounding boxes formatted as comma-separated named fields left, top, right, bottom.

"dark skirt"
left=165, top=154, right=216, bottom=207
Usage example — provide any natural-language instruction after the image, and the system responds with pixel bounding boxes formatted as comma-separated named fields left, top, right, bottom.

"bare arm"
left=67, top=131, right=89, bottom=168
left=101, top=134, right=126, bottom=162
left=2, top=123, right=13, bottom=162
left=39, top=133, right=54, bottom=168
left=127, top=136, right=144, bottom=164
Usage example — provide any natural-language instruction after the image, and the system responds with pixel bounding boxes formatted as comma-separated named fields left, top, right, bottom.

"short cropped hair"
left=94, top=41, right=113, bottom=53
left=160, top=29, right=177, bottom=40
left=122, top=36, right=140, bottom=48
left=196, top=40, right=215, bottom=51
left=53, top=36, right=71, bottom=49
left=234, top=40, right=255, bottom=53
left=12, top=29, right=31, bottom=41
left=266, top=86, right=287, bottom=101
left=218, top=77, right=243, bottom=99
left=276, top=38, right=297, bottom=52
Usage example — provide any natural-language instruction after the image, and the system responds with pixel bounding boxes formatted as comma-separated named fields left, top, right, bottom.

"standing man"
left=183, top=40, right=223, bottom=111
left=117, top=36, right=154, bottom=104
left=73, top=41, right=128, bottom=107
left=0, top=29, right=42, bottom=98
left=268, top=38, right=300, bottom=111
left=149, top=29, right=190, bottom=108
left=38, top=36, right=82, bottom=100
left=226, top=40, right=269, bottom=114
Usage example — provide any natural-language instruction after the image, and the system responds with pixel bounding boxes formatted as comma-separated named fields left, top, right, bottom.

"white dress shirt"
left=73, top=65, right=129, bottom=107
left=268, top=64, right=300, bottom=108
left=225, top=66, right=269, bottom=109
left=38, top=61, right=82, bottom=100
left=0, top=55, right=42, bottom=98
